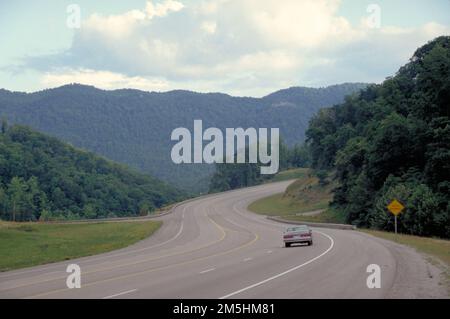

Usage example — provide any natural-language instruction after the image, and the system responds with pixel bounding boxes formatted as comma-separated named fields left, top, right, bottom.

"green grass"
left=281, top=209, right=346, bottom=224
left=0, top=220, right=162, bottom=271
left=362, top=229, right=450, bottom=292
left=248, top=192, right=330, bottom=216
left=269, top=168, right=309, bottom=182
left=361, top=229, right=450, bottom=267
left=248, top=168, right=344, bottom=223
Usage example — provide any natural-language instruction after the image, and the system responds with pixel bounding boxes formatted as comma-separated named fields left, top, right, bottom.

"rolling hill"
left=0, top=83, right=366, bottom=192
left=0, top=125, right=182, bottom=221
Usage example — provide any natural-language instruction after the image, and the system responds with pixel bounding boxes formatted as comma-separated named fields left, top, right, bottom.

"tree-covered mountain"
left=0, top=83, right=366, bottom=192
left=0, top=124, right=182, bottom=221
left=306, top=36, right=450, bottom=238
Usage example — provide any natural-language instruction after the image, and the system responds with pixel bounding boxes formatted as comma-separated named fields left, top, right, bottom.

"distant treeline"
left=208, top=142, right=310, bottom=193
left=306, top=36, right=450, bottom=238
left=208, top=36, right=450, bottom=238
left=0, top=124, right=183, bottom=221
left=0, top=83, right=366, bottom=192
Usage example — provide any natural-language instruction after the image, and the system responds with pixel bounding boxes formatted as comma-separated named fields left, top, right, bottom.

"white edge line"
left=102, top=289, right=137, bottom=299
left=199, top=268, right=216, bottom=274
left=2, top=182, right=279, bottom=279
left=219, top=231, right=334, bottom=299
left=0, top=206, right=187, bottom=280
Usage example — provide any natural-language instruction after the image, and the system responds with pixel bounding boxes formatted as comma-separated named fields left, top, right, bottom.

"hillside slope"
left=0, top=125, right=182, bottom=221
left=306, top=36, right=450, bottom=237
left=0, top=83, right=366, bottom=192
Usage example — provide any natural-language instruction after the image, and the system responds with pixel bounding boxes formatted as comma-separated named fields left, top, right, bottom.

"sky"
left=1, top=0, right=449, bottom=97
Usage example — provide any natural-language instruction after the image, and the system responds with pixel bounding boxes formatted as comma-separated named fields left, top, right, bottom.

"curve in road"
left=0, top=180, right=446, bottom=299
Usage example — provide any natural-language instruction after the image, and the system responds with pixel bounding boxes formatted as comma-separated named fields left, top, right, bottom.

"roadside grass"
left=269, top=168, right=309, bottom=182
left=0, top=220, right=162, bottom=271
left=281, top=209, right=346, bottom=224
left=360, top=229, right=450, bottom=267
left=248, top=168, right=344, bottom=223
left=248, top=192, right=330, bottom=216
left=362, top=229, right=450, bottom=292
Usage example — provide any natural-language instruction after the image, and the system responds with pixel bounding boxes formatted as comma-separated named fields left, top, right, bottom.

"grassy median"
left=0, top=220, right=162, bottom=271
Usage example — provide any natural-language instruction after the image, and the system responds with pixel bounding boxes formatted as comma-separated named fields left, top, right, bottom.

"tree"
left=139, top=201, right=154, bottom=216
left=1, top=117, right=7, bottom=134
left=305, top=36, right=450, bottom=237
left=39, top=209, right=52, bottom=222
left=24, top=177, right=47, bottom=221
left=315, top=170, right=329, bottom=187
left=0, top=186, right=7, bottom=219
left=83, top=204, right=97, bottom=219
left=0, top=124, right=183, bottom=222
left=7, top=177, right=28, bottom=221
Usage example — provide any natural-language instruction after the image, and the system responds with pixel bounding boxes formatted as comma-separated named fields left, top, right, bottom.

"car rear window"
left=286, top=226, right=308, bottom=232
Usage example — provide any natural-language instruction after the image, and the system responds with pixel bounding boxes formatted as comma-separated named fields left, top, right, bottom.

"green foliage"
left=248, top=168, right=338, bottom=221
left=315, top=170, right=329, bottom=186
left=1, top=117, right=7, bottom=134
left=369, top=175, right=448, bottom=237
left=38, top=209, right=51, bottom=222
left=0, top=220, right=162, bottom=271
left=0, top=125, right=183, bottom=221
left=305, top=36, right=450, bottom=237
left=0, top=83, right=365, bottom=192
left=139, top=200, right=154, bottom=216
left=208, top=141, right=312, bottom=193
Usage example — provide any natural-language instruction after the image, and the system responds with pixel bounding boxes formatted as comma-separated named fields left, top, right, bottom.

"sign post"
left=387, top=199, right=405, bottom=241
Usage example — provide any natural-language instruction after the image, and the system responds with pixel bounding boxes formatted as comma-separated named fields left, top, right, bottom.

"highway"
left=0, top=180, right=445, bottom=298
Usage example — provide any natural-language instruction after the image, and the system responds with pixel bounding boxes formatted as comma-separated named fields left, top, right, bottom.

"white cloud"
left=42, top=68, right=170, bottom=91
left=84, top=10, right=146, bottom=38
left=244, top=0, right=356, bottom=47
left=145, top=0, right=184, bottom=19
left=201, top=21, right=217, bottom=34
left=30, top=0, right=450, bottom=96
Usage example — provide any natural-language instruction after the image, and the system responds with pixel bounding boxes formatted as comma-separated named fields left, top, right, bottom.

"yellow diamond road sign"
left=387, top=199, right=405, bottom=216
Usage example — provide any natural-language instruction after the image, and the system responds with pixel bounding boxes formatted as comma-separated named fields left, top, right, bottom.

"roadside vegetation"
left=361, top=229, right=450, bottom=268
left=0, top=220, right=161, bottom=271
left=213, top=38, right=450, bottom=240
left=208, top=143, right=311, bottom=193
left=0, top=124, right=183, bottom=222
left=268, top=168, right=309, bottom=183
left=363, top=229, right=450, bottom=291
left=248, top=168, right=345, bottom=223
left=306, top=37, right=449, bottom=238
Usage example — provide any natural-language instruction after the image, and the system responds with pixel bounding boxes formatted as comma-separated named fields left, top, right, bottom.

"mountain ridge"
left=0, top=82, right=367, bottom=192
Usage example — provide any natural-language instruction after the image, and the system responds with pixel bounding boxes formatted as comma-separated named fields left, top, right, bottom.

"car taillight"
left=284, top=234, right=293, bottom=239
left=301, top=233, right=310, bottom=237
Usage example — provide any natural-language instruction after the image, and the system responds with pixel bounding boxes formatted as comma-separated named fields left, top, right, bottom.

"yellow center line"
left=26, top=214, right=260, bottom=299
left=2, top=207, right=225, bottom=292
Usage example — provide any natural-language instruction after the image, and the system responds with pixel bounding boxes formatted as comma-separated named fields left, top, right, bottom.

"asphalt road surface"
left=0, top=181, right=446, bottom=299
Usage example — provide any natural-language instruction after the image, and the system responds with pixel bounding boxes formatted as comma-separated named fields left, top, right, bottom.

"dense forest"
left=0, top=83, right=365, bottom=192
left=306, top=36, right=450, bottom=238
left=0, top=124, right=182, bottom=221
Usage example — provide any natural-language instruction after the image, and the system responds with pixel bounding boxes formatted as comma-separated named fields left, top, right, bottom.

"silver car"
left=283, top=225, right=313, bottom=247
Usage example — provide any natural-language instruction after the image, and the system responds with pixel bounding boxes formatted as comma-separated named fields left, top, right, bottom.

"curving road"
left=0, top=180, right=446, bottom=299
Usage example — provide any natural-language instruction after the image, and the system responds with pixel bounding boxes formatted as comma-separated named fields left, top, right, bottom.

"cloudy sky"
left=1, top=0, right=449, bottom=96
